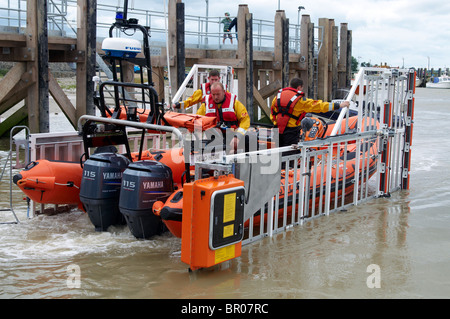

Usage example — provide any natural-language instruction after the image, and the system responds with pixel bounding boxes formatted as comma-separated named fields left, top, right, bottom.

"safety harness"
left=205, top=92, right=239, bottom=129
left=272, top=87, right=306, bottom=134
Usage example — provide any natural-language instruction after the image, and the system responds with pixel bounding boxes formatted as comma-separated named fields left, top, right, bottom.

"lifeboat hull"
left=154, top=189, right=183, bottom=238
left=154, top=116, right=379, bottom=238
left=13, top=148, right=185, bottom=212
left=13, top=160, right=84, bottom=210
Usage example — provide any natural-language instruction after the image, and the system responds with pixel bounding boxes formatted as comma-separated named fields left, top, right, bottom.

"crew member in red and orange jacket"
left=270, top=77, right=349, bottom=147
left=197, top=82, right=250, bottom=151
left=173, top=69, right=222, bottom=110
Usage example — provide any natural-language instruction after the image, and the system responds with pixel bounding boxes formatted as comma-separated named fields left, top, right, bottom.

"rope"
left=25, top=178, right=80, bottom=189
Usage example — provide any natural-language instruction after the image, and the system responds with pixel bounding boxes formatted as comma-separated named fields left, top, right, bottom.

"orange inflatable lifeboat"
left=151, top=115, right=379, bottom=239
left=13, top=160, right=84, bottom=210
left=153, top=189, right=184, bottom=238
left=13, top=147, right=187, bottom=213
left=151, top=137, right=378, bottom=239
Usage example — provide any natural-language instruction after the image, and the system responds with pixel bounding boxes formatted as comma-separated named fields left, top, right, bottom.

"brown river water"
left=0, top=87, right=449, bottom=300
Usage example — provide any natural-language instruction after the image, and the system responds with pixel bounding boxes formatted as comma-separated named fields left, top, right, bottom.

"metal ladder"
left=312, top=56, right=319, bottom=100
left=311, top=25, right=324, bottom=100
left=0, top=126, right=30, bottom=224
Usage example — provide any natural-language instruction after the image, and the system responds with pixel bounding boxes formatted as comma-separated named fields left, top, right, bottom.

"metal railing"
left=171, top=64, right=235, bottom=114
left=190, top=67, right=415, bottom=245
left=0, top=0, right=319, bottom=54
left=0, top=126, right=30, bottom=223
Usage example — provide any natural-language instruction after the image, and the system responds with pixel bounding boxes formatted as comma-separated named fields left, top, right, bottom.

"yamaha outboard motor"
left=119, top=160, right=174, bottom=239
left=80, top=152, right=131, bottom=231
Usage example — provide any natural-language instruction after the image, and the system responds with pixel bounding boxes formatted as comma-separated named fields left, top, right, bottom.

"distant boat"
left=415, top=76, right=422, bottom=87
left=426, top=75, right=450, bottom=89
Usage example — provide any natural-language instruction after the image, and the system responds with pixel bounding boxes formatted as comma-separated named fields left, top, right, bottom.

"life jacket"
left=204, top=92, right=239, bottom=128
left=301, top=116, right=327, bottom=141
left=201, top=83, right=211, bottom=101
left=201, top=82, right=227, bottom=101
left=272, top=87, right=306, bottom=134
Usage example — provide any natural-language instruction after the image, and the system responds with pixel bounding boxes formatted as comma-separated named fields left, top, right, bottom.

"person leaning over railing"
left=221, top=12, right=233, bottom=44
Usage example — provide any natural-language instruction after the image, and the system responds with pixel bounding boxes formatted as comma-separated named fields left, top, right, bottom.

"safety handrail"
left=0, top=125, right=30, bottom=223
left=77, top=115, right=184, bottom=142
left=330, top=67, right=365, bottom=136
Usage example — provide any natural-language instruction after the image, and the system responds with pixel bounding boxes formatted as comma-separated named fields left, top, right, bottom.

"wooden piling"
left=274, top=10, right=289, bottom=88
left=26, top=0, right=49, bottom=133
left=176, top=2, right=185, bottom=89
left=76, top=0, right=96, bottom=121
left=236, top=4, right=253, bottom=120
left=338, top=23, right=352, bottom=90
left=299, top=15, right=313, bottom=98
left=330, top=22, right=339, bottom=99
left=318, top=18, right=329, bottom=101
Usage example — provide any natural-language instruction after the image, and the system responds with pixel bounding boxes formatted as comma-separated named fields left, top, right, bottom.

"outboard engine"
left=119, top=160, right=174, bottom=239
left=80, top=152, right=131, bottom=231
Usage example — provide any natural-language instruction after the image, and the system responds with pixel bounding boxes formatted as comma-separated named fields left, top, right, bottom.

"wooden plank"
left=49, top=48, right=84, bottom=63
left=195, top=58, right=244, bottom=68
left=0, top=62, right=27, bottom=103
left=0, top=87, right=27, bottom=116
left=153, top=67, right=165, bottom=99
left=48, top=71, right=76, bottom=129
left=0, top=47, right=35, bottom=62
left=0, top=67, right=35, bottom=112
left=258, top=80, right=281, bottom=99
left=0, top=33, right=76, bottom=46
left=0, top=33, right=27, bottom=46
left=252, top=85, right=270, bottom=118
left=0, top=105, right=28, bottom=137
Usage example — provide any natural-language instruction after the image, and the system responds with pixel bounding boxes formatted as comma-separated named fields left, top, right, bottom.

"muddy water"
left=0, top=87, right=449, bottom=299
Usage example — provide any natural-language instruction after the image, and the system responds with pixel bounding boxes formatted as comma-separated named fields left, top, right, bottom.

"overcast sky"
left=110, top=0, right=449, bottom=69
